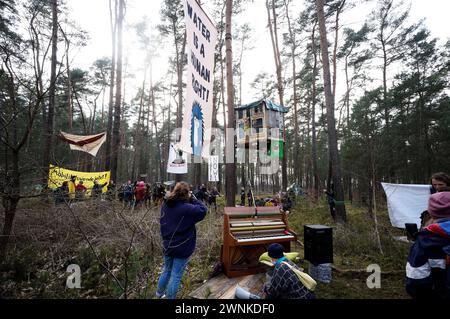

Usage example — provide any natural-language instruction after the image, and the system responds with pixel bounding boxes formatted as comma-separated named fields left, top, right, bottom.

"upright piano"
left=221, top=206, right=297, bottom=278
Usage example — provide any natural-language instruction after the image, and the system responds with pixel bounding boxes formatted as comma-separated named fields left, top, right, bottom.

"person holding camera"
left=155, top=182, right=207, bottom=299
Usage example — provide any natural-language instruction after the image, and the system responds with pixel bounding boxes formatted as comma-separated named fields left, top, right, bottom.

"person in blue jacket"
left=406, top=191, right=450, bottom=299
left=155, top=181, right=207, bottom=299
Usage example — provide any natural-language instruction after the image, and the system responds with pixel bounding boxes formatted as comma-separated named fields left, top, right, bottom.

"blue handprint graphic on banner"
left=191, top=101, right=204, bottom=156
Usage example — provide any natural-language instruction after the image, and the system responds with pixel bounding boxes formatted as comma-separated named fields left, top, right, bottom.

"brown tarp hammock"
left=59, top=131, right=107, bottom=157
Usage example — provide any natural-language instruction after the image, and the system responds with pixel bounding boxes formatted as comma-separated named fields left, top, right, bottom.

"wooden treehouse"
left=235, top=99, right=287, bottom=157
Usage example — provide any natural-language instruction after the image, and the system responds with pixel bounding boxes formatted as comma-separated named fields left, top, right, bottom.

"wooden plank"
left=220, top=275, right=253, bottom=299
left=210, top=276, right=240, bottom=299
left=246, top=273, right=266, bottom=295
left=220, top=275, right=252, bottom=299
left=220, top=273, right=266, bottom=299
left=189, top=273, right=266, bottom=299
left=189, top=274, right=238, bottom=299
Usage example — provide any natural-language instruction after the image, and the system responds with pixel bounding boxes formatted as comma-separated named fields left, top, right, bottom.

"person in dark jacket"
left=247, top=190, right=254, bottom=207
left=156, top=181, right=207, bottom=299
left=406, top=191, right=450, bottom=299
left=208, top=187, right=220, bottom=213
left=194, top=184, right=207, bottom=202
left=240, top=187, right=246, bottom=206
left=263, top=243, right=315, bottom=299
left=123, top=180, right=134, bottom=207
left=145, top=183, right=152, bottom=208
left=106, top=180, right=116, bottom=201
left=324, top=185, right=336, bottom=219
left=91, top=180, right=107, bottom=199
left=54, top=181, right=69, bottom=205
left=281, top=193, right=293, bottom=213
left=156, top=183, right=166, bottom=204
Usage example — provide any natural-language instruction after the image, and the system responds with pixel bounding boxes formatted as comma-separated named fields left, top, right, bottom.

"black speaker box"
left=304, top=225, right=333, bottom=264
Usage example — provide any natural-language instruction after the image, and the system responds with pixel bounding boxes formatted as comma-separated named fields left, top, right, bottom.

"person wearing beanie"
left=406, top=192, right=450, bottom=299
left=262, top=243, right=315, bottom=299
left=420, top=191, right=450, bottom=229
left=428, top=192, right=450, bottom=219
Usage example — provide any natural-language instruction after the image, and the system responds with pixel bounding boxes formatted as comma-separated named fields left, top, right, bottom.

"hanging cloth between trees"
left=59, top=131, right=107, bottom=157
left=381, top=183, right=431, bottom=229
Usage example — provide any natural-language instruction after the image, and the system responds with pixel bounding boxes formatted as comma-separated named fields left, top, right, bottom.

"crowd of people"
left=53, top=176, right=166, bottom=208
left=240, top=187, right=293, bottom=213
left=192, top=184, right=221, bottom=212
left=53, top=175, right=112, bottom=205
left=52, top=177, right=223, bottom=212
left=116, top=180, right=167, bottom=208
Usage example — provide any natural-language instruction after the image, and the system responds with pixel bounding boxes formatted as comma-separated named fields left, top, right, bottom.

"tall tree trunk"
left=43, top=0, right=58, bottom=185
left=221, top=56, right=227, bottom=140
left=266, top=0, right=287, bottom=190
left=284, top=0, right=300, bottom=186
left=111, top=0, right=124, bottom=183
left=332, top=0, right=345, bottom=97
left=61, top=27, right=73, bottom=130
left=380, top=6, right=390, bottom=134
left=148, top=62, right=161, bottom=182
left=344, top=55, right=351, bottom=129
left=311, top=23, right=320, bottom=199
left=0, top=150, right=20, bottom=261
left=131, top=83, right=145, bottom=180
left=105, top=0, right=117, bottom=171
left=225, top=0, right=236, bottom=206
left=381, top=41, right=390, bottom=131
left=315, top=0, right=346, bottom=223
left=379, top=5, right=394, bottom=181
left=370, top=139, right=383, bottom=254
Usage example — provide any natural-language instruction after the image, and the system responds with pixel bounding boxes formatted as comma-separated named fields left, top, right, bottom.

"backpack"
left=281, top=261, right=317, bottom=292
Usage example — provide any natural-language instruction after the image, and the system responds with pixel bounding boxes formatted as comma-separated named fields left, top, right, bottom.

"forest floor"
left=0, top=195, right=411, bottom=299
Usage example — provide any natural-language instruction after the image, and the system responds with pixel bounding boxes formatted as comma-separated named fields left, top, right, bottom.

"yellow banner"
left=48, top=164, right=110, bottom=194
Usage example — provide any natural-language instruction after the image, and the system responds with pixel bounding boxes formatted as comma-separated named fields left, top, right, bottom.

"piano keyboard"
left=234, top=228, right=294, bottom=243
left=230, top=221, right=285, bottom=227
left=231, top=225, right=285, bottom=232
left=236, top=234, right=295, bottom=243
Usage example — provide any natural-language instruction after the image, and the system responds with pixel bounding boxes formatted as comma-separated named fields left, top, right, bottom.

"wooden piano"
left=221, top=206, right=297, bottom=278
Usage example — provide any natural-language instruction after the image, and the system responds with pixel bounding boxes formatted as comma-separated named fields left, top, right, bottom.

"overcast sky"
left=66, top=0, right=450, bottom=106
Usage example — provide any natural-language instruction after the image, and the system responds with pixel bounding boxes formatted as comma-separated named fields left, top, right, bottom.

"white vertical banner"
left=167, top=143, right=188, bottom=174
left=178, top=0, right=218, bottom=158
left=208, top=155, right=219, bottom=182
